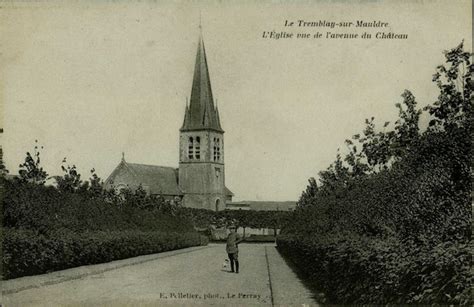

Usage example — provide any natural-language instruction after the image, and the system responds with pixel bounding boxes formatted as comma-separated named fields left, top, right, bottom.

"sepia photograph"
left=0, top=0, right=472, bottom=306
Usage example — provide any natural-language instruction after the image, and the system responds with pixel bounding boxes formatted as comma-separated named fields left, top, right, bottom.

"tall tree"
left=18, top=140, right=48, bottom=184
left=297, top=177, right=318, bottom=208
left=425, top=41, right=473, bottom=132
left=56, top=158, right=82, bottom=193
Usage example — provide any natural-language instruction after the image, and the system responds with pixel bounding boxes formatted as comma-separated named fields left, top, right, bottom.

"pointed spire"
left=121, top=152, right=125, bottom=162
left=180, top=29, right=223, bottom=133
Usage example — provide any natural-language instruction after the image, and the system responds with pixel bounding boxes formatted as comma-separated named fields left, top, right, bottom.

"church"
left=104, top=33, right=233, bottom=211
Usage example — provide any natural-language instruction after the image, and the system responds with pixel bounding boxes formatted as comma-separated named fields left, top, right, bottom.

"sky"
left=0, top=0, right=472, bottom=201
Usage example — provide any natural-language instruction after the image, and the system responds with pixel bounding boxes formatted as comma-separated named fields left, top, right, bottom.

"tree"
left=315, top=88, right=423, bottom=195
left=88, top=168, right=103, bottom=198
left=0, top=146, right=8, bottom=176
left=425, top=41, right=473, bottom=132
left=233, top=210, right=251, bottom=237
left=285, top=42, right=473, bottom=305
left=56, top=158, right=83, bottom=193
left=423, top=42, right=473, bottom=198
left=18, top=140, right=48, bottom=184
left=297, top=177, right=318, bottom=208
left=318, top=152, right=350, bottom=193
left=392, top=90, right=421, bottom=157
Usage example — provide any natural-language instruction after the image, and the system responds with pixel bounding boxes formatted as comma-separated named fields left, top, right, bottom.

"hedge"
left=277, top=234, right=471, bottom=305
left=278, top=42, right=472, bottom=305
left=2, top=178, right=196, bottom=234
left=2, top=228, right=206, bottom=279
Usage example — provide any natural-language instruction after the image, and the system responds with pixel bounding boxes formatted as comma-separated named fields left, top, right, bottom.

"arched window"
left=215, top=199, right=221, bottom=211
left=195, top=136, right=200, bottom=160
left=188, top=137, right=194, bottom=159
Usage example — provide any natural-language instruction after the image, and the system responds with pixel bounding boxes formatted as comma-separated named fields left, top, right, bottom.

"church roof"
left=225, top=186, right=234, bottom=196
left=105, top=159, right=234, bottom=198
left=105, top=160, right=183, bottom=196
left=181, top=35, right=223, bottom=133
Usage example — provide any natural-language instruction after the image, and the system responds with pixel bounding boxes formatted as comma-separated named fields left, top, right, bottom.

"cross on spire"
left=199, top=11, right=202, bottom=32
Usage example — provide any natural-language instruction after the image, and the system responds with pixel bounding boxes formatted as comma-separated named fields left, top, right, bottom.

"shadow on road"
left=273, top=246, right=328, bottom=305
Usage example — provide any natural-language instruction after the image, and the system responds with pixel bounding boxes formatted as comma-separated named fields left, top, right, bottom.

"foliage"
left=55, top=158, right=85, bottom=193
left=178, top=207, right=291, bottom=234
left=392, top=90, right=421, bottom=157
left=426, top=41, right=472, bottom=132
left=277, top=234, right=471, bottom=305
left=0, top=147, right=8, bottom=175
left=2, top=177, right=195, bottom=234
left=2, top=164, right=203, bottom=278
left=3, top=228, right=204, bottom=279
left=88, top=168, right=104, bottom=198
left=18, top=140, right=48, bottom=184
left=298, top=177, right=318, bottom=209
left=2, top=166, right=288, bottom=278
left=285, top=43, right=472, bottom=305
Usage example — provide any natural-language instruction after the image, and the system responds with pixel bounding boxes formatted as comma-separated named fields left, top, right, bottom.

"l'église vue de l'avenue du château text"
left=263, top=19, right=408, bottom=40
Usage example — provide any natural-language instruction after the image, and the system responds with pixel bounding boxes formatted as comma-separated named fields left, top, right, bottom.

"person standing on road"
left=226, top=225, right=243, bottom=273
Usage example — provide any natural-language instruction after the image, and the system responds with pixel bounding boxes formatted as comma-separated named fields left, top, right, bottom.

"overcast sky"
left=1, top=0, right=472, bottom=201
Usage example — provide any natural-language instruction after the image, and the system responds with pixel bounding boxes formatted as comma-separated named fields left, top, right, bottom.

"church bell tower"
left=178, top=33, right=226, bottom=211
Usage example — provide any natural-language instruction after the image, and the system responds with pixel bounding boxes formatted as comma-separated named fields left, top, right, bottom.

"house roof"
left=105, top=160, right=182, bottom=196
left=181, top=34, right=223, bottom=133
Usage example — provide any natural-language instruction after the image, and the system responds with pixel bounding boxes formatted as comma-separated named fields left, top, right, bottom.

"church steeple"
left=178, top=28, right=230, bottom=211
left=181, top=34, right=223, bottom=132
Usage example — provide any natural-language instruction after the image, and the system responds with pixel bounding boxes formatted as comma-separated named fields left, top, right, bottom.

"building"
left=104, top=159, right=183, bottom=201
left=105, top=33, right=233, bottom=210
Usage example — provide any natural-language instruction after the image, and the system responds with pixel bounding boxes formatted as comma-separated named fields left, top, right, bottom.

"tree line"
left=278, top=42, right=472, bottom=305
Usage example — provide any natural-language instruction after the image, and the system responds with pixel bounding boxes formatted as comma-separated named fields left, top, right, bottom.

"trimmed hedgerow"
left=277, top=232, right=471, bottom=304
left=1, top=173, right=207, bottom=279
left=2, top=178, right=196, bottom=234
left=3, top=228, right=204, bottom=279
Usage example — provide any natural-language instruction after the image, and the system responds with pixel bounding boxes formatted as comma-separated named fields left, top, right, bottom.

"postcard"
left=1, top=1, right=472, bottom=306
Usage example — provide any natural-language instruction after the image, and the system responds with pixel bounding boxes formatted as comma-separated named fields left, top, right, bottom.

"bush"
left=2, top=228, right=203, bottom=279
left=277, top=130, right=472, bottom=304
left=2, top=178, right=196, bottom=234
left=277, top=233, right=471, bottom=305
